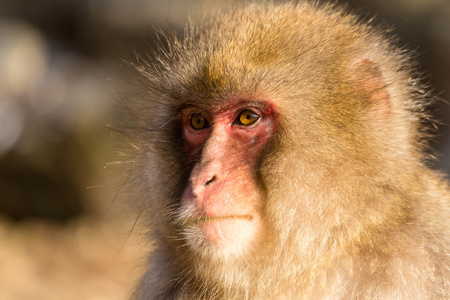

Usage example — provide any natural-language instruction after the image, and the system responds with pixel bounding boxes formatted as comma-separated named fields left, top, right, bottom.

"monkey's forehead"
left=147, top=3, right=397, bottom=103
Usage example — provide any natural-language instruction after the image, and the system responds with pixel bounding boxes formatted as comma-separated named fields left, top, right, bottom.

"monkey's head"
left=127, top=2, right=425, bottom=285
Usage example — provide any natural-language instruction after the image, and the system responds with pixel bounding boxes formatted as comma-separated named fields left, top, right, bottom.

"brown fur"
left=124, top=2, right=450, bottom=299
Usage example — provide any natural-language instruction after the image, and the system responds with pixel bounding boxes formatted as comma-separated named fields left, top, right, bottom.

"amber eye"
left=236, top=110, right=260, bottom=126
left=190, top=114, right=209, bottom=130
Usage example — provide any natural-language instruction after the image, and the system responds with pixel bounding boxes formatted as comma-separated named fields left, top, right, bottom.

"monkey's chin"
left=184, top=215, right=260, bottom=258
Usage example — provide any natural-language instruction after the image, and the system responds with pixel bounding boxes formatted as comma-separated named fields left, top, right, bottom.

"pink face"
left=180, top=99, right=278, bottom=256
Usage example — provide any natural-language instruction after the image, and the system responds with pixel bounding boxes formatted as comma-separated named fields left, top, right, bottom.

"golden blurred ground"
left=0, top=214, right=146, bottom=300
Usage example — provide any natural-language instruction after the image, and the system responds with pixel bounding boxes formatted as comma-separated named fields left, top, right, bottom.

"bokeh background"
left=0, top=0, right=449, bottom=299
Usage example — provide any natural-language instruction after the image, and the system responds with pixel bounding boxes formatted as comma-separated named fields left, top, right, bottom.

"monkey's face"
left=177, top=98, right=278, bottom=258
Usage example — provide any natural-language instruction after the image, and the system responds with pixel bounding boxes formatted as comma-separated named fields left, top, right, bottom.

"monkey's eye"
left=190, top=113, right=209, bottom=130
left=235, top=110, right=260, bottom=126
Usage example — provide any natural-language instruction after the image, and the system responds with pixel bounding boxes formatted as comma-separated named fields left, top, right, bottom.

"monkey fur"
left=124, top=2, right=450, bottom=299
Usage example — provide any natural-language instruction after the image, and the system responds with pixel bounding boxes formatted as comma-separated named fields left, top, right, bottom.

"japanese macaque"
left=124, top=2, right=450, bottom=299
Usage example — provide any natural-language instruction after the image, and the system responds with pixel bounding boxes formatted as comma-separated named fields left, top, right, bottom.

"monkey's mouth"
left=185, top=215, right=253, bottom=226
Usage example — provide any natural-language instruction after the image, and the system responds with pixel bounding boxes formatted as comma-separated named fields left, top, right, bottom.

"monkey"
left=123, top=2, right=450, bottom=299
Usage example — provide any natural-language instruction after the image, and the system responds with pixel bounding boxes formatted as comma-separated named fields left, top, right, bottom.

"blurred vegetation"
left=0, top=0, right=448, bottom=299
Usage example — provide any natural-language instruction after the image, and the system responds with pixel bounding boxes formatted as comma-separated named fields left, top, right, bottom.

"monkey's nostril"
left=204, top=176, right=216, bottom=186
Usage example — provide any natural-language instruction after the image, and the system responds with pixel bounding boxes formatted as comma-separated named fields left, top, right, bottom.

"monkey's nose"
left=204, top=176, right=216, bottom=186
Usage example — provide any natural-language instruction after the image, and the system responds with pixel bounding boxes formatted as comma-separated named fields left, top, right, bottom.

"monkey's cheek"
left=187, top=215, right=262, bottom=256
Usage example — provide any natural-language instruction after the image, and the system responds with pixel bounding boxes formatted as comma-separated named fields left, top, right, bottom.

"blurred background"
left=0, top=0, right=448, bottom=299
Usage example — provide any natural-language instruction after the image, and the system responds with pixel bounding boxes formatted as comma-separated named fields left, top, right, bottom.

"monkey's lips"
left=184, top=214, right=259, bottom=251
left=185, top=215, right=253, bottom=225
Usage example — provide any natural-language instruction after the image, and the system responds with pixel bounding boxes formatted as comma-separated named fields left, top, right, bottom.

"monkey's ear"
left=350, top=58, right=392, bottom=120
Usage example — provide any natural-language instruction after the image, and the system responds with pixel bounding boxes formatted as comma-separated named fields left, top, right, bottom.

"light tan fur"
left=124, top=2, right=450, bottom=299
